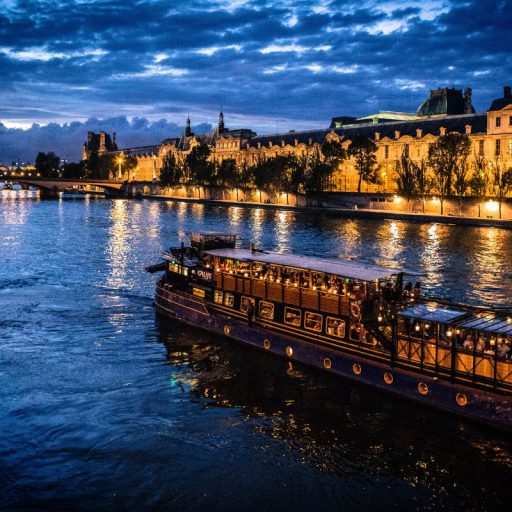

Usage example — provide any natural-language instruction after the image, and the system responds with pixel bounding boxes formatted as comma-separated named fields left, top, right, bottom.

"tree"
left=427, top=132, right=471, bottom=214
left=321, top=139, right=346, bottom=191
left=414, top=159, right=433, bottom=213
left=282, top=154, right=306, bottom=205
left=160, top=152, right=183, bottom=188
left=303, top=147, right=331, bottom=205
left=347, top=134, right=378, bottom=193
left=61, top=161, right=84, bottom=179
left=468, top=156, right=489, bottom=218
left=393, top=152, right=417, bottom=211
left=489, top=159, right=512, bottom=219
left=216, top=158, right=239, bottom=187
left=185, top=143, right=214, bottom=197
left=35, top=152, right=60, bottom=178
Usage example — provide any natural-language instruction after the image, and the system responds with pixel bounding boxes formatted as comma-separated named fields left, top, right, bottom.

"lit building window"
left=479, top=140, right=484, bottom=156
left=384, top=146, right=389, bottom=159
left=404, top=144, right=409, bottom=158
left=495, top=139, right=501, bottom=156
left=508, top=139, right=512, bottom=156
left=496, top=116, right=501, bottom=128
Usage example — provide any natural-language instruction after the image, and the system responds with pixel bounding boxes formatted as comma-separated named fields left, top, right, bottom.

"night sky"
left=0, top=0, right=511, bottom=163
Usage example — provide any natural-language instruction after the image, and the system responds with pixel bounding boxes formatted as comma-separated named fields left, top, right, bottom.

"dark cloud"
left=0, top=0, right=511, bottom=162
left=0, top=117, right=212, bottom=163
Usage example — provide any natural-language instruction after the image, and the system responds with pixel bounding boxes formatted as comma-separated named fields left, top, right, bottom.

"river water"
left=1, top=192, right=511, bottom=511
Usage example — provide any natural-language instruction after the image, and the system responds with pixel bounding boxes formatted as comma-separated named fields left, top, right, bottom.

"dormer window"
left=496, top=116, right=501, bottom=127
left=509, top=115, right=512, bottom=126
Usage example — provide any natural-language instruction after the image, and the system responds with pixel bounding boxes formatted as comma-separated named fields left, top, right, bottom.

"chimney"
left=464, top=88, right=473, bottom=114
left=440, top=127, right=446, bottom=136
left=416, top=129, right=423, bottom=138
left=394, top=130, right=400, bottom=139
left=374, top=132, right=380, bottom=141
left=504, top=86, right=512, bottom=98
left=465, top=124, right=472, bottom=135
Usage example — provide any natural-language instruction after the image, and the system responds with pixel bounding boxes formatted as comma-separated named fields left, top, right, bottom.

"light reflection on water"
left=0, top=197, right=511, bottom=511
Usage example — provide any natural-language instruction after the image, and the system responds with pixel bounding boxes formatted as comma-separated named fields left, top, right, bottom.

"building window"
left=404, top=144, right=409, bottom=158
left=284, top=307, right=301, bottom=326
left=258, top=301, right=274, bottom=320
left=224, top=293, right=234, bottom=307
left=240, top=296, right=254, bottom=313
left=496, top=116, right=501, bottom=128
left=384, top=146, right=389, bottom=159
left=509, top=115, right=512, bottom=126
left=326, top=318, right=346, bottom=338
left=214, top=291, right=223, bottom=304
left=304, top=312, right=322, bottom=332
left=479, top=140, right=484, bottom=156
left=496, top=139, right=501, bottom=156
left=508, top=140, right=512, bottom=156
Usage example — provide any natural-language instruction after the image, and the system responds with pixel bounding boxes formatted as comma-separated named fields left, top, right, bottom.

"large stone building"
left=83, top=86, right=512, bottom=192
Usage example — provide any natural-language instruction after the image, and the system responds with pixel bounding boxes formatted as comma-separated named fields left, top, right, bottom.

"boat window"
left=224, top=293, right=234, bottom=307
left=349, top=322, right=363, bottom=342
left=214, top=290, right=223, bottom=304
left=259, top=301, right=274, bottom=320
left=398, top=317, right=409, bottom=336
left=304, top=312, right=322, bottom=332
left=326, top=317, right=345, bottom=338
left=284, top=307, right=301, bottom=326
left=240, top=296, right=255, bottom=313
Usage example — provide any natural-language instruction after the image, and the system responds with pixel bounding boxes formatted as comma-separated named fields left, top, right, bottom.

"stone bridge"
left=11, top=178, right=126, bottom=196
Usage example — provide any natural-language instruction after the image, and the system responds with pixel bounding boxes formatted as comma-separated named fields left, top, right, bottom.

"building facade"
left=82, top=86, right=512, bottom=192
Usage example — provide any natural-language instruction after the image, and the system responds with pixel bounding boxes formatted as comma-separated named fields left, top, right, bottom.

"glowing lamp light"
left=378, top=314, right=383, bottom=322
left=447, top=329, right=453, bottom=337
left=432, top=197, right=440, bottom=204
left=415, top=324, right=420, bottom=332
left=485, top=200, right=499, bottom=213
left=394, top=195, right=401, bottom=203
left=425, top=324, right=430, bottom=329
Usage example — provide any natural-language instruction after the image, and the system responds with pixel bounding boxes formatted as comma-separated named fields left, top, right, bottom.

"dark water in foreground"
left=1, top=194, right=511, bottom=511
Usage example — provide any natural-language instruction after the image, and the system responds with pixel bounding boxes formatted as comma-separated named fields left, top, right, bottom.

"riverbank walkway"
left=146, top=193, right=512, bottom=229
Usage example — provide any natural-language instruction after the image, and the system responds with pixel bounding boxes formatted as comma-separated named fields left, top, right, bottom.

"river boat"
left=146, top=233, right=512, bottom=429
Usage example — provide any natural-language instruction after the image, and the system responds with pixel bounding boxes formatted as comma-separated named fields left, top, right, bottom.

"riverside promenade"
left=144, top=191, right=512, bottom=229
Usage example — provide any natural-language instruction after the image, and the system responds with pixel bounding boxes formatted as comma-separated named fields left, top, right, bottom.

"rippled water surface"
left=1, top=194, right=511, bottom=511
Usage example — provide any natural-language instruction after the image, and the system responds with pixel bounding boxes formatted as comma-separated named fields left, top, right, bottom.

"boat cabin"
left=397, top=304, right=512, bottom=390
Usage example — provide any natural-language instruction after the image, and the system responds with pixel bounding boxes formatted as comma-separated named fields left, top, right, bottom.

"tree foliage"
left=185, top=143, right=214, bottom=185
left=35, top=151, right=60, bottom=178
left=160, top=152, right=183, bottom=188
left=489, top=159, right=512, bottom=219
left=347, top=134, right=378, bottom=193
left=468, top=156, right=488, bottom=217
left=427, top=132, right=471, bottom=214
left=394, top=152, right=417, bottom=208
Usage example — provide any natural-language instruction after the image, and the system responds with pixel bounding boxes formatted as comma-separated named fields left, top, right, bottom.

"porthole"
left=418, top=382, right=429, bottom=395
left=263, top=339, right=271, bottom=350
left=352, top=363, right=362, bottom=375
left=286, top=346, right=293, bottom=358
left=323, top=358, right=332, bottom=369
left=384, top=372, right=394, bottom=385
left=456, top=393, right=468, bottom=407
left=223, top=325, right=230, bottom=335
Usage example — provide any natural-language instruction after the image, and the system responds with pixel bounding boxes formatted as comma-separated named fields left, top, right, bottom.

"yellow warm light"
left=431, top=197, right=440, bottom=204
left=394, top=195, right=401, bottom=203
left=485, top=200, right=499, bottom=212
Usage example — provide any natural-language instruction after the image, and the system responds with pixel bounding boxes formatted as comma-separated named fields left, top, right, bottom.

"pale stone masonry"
left=82, top=86, right=512, bottom=192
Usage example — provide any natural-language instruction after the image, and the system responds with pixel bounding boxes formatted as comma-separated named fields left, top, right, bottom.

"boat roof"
left=457, top=312, right=512, bottom=336
left=400, top=303, right=467, bottom=323
left=205, top=248, right=402, bottom=281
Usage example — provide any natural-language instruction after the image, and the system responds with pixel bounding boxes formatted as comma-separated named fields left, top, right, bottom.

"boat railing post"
left=493, top=342, right=498, bottom=388
left=434, top=324, right=440, bottom=374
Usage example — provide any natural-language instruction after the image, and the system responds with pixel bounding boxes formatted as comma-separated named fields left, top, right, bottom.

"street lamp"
left=116, top=155, right=124, bottom=180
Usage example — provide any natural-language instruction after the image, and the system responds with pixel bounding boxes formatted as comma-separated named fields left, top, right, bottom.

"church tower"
left=185, top=116, right=192, bottom=137
left=218, top=111, right=225, bottom=134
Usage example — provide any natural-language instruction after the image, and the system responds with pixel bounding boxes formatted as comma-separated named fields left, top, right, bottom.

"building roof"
left=458, top=312, right=512, bottom=336
left=205, top=248, right=402, bottom=281
left=416, top=87, right=475, bottom=116
left=488, top=97, right=512, bottom=111
left=246, top=114, right=486, bottom=149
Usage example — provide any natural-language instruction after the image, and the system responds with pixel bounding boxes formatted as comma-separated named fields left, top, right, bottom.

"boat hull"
left=155, top=284, right=512, bottom=430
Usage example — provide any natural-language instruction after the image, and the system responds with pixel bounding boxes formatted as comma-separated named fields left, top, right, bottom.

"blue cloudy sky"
left=0, top=0, right=511, bottom=162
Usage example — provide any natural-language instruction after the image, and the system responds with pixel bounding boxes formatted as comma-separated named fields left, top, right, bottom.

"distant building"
left=86, top=86, right=512, bottom=192
left=81, top=131, right=118, bottom=161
